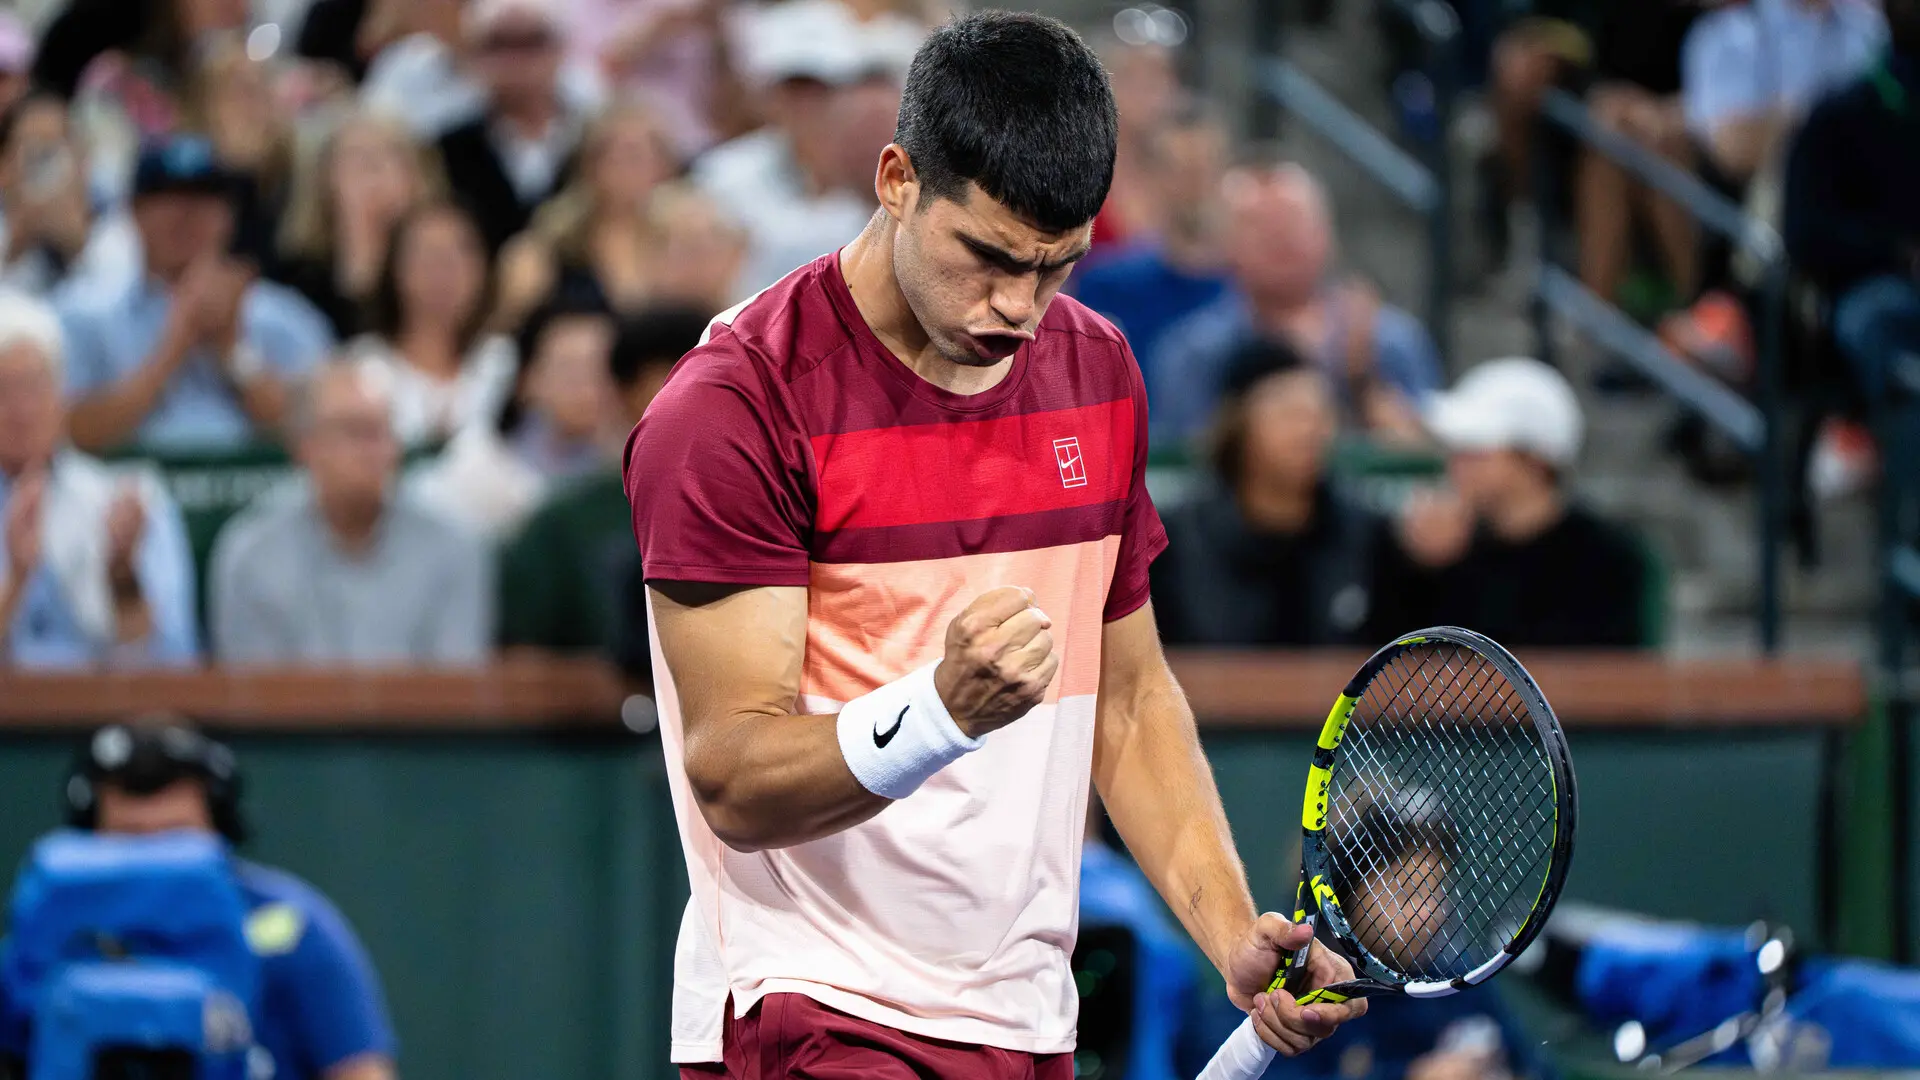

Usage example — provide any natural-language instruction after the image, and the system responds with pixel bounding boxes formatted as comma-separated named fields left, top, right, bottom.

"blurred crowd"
left=30, top=0, right=1920, bottom=676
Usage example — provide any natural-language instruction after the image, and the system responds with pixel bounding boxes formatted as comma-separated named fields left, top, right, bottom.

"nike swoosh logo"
left=874, top=706, right=906, bottom=748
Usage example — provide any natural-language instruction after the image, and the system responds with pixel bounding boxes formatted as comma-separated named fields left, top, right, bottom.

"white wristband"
left=836, top=661, right=983, bottom=799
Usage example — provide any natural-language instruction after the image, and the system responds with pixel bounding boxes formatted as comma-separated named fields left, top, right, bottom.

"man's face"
left=892, top=182, right=1091, bottom=367
left=0, top=340, right=62, bottom=476
left=133, top=189, right=235, bottom=278
left=1223, top=172, right=1331, bottom=306
left=95, top=779, right=215, bottom=836
left=1446, top=446, right=1536, bottom=515
left=299, top=368, right=400, bottom=514
left=1152, top=121, right=1228, bottom=234
left=1241, top=369, right=1336, bottom=495
left=472, top=11, right=563, bottom=107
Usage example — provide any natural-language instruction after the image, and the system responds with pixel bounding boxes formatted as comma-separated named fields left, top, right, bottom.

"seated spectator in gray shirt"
left=208, top=358, right=492, bottom=666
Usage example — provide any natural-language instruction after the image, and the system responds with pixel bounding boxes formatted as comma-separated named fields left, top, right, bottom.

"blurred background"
left=0, top=0, right=1912, bottom=1077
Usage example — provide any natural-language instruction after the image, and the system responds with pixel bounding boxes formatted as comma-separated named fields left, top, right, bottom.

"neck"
left=319, top=496, right=384, bottom=553
left=396, top=323, right=464, bottom=376
left=1485, top=482, right=1564, bottom=542
left=1236, top=474, right=1318, bottom=534
left=839, top=220, right=1013, bottom=397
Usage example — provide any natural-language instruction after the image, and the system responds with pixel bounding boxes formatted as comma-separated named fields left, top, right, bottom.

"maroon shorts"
left=677, top=994, right=1073, bottom=1080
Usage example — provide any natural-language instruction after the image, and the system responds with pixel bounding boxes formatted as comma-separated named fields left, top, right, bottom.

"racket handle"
left=1195, top=1017, right=1277, bottom=1080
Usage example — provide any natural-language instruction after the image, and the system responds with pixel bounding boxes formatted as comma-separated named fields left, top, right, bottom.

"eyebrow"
left=957, top=232, right=1092, bottom=274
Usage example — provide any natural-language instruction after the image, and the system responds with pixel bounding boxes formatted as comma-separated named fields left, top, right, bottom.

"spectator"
left=359, top=0, right=605, bottom=142
left=1682, top=0, right=1884, bottom=192
left=495, top=99, right=678, bottom=330
left=59, top=136, right=333, bottom=453
left=270, top=109, right=447, bottom=339
left=1487, top=1, right=1598, bottom=242
left=1576, top=0, right=1706, bottom=307
left=344, top=200, right=513, bottom=447
left=0, top=91, right=141, bottom=298
left=32, top=0, right=248, bottom=102
left=1151, top=163, right=1442, bottom=450
left=499, top=304, right=705, bottom=655
left=649, top=181, right=749, bottom=315
left=573, top=0, right=754, bottom=159
left=180, top=39, right=297, bottom=267
left=695, top=0, right=916, bottom=294
left=1783, top=0, right=1920, bottom=441
left=1088, top=37, right=1181, bottom=262
left=1376, top=357, right=1650, bottom=648
left=0, top=291, right=197, bottom=669
left=409, top=293, right=627, bottom=539
left=433, top=0, right=595, bottom=254
left=1071, top=100, right=1233, bottom=387
left=1150, top=341, right=1392, bottom=647
left=65, top=717, right=399, bottom=1080
left=209, top=358, right=492, bottom=665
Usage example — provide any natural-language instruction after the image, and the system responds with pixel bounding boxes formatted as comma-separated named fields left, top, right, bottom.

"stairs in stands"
left=1258, top=3, right=1876, bottom=656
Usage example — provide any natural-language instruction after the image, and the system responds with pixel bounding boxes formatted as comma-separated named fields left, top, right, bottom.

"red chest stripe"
left=809, top=398, right=1134, bottom=532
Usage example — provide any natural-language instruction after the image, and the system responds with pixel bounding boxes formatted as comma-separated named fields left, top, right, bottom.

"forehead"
left=927, top=183, right=1093, bottom=258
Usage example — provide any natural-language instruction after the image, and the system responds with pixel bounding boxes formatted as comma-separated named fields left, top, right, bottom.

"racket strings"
left=1324, top=643, right=1557, bottom=983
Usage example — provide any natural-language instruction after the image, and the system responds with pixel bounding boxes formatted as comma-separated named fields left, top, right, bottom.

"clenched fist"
left=935, top=586, right=1059, bottom=739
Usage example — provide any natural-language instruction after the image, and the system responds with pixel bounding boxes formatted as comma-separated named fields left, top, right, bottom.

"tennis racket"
left=1198, top=627, right=1578, bottom=1080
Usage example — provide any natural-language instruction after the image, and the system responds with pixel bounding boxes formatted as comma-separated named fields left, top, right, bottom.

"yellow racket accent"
left=1296, top=988, right=1351, bottom=1005
left=1316, top=694, right=1358, bottom=751
left=1302, top=764, right=1333, bottom=830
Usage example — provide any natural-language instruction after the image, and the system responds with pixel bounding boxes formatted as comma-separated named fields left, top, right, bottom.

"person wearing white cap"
left=431, top=0, right=607, bottom=254
left=692, top=0, right=923, bottom=295
left=1378, top=356, right=1653, bottom=648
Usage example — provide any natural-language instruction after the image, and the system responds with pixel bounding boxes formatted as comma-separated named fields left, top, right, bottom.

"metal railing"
left=1256, top=0, right=1460, bottom=360
left=1531, top=87, right=1788, bottom=654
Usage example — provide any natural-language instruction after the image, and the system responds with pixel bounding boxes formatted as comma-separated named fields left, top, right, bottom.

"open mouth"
left=966, top=333, right=1028, bottom=361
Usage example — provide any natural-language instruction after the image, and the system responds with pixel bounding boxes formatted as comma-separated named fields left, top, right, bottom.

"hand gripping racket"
left=1198, top=627, right=1578, bottom=1080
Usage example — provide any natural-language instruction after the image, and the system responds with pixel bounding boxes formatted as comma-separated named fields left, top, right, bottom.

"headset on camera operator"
left=10, top=716, right=400, bottom=1080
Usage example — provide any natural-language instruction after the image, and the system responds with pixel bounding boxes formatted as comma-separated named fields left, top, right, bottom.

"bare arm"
left=1092, top=601, right=1254, bottom=974
left=67, top=321, right=194, bottom=453
left=650, top=579, right=1056, bottom=852
left=648, top=580, right=891, bottom=852
left=1093, top=601, right=1367, bottom=1054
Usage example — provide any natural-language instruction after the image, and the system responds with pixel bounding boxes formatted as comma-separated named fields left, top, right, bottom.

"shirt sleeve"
left=55, top=302, right=110, bottom=399
left=625, top=339, right=815, bottom=587
left=1682, top=13, right=1762, bottom=137
left=1105, top=341, right=1168, bottom=622
left=276, top=894, right=399, bottom=1072
left=1370, top=305, right=1444, bottom=402
left=249, top=286, right=334, bottom=375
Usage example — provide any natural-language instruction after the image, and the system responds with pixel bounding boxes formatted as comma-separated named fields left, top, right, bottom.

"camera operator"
left=53, top=717, right=398, bottom=1080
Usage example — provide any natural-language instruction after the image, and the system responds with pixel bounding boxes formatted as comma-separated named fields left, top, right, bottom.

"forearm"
left=1094, top=651, right=1255, bottom=975
left=68, top=337, right=191, bottom=452
left=687, top=709, right=889, bottom=851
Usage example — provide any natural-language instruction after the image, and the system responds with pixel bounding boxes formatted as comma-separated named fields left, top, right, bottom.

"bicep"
left=648, top=582, right=810, bottom=743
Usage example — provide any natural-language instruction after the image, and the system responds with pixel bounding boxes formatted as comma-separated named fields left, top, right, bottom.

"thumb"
left=1250, top=911, right=1314, bottom=953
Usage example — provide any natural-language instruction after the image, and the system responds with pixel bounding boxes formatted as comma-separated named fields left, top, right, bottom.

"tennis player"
left=626, top=11, right=1367, bottom=1076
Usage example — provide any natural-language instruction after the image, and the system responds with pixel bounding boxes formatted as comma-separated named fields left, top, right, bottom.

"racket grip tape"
left=1195, top=1017, right=1276, bottom=1080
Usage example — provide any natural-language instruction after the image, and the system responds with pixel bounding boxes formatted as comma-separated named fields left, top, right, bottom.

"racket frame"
left=1269, top=626, right=1578, bottom=1005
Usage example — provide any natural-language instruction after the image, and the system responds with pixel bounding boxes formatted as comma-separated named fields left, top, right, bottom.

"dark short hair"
left=515, top=286, right=614, bottom=373
left=894, top=10, right=1119, bottom=231
left=611, top=305, right=711, bottom=389
left=1206, top=336, right=1314, bottom=488
left=365, top=200, right=494, bottom=356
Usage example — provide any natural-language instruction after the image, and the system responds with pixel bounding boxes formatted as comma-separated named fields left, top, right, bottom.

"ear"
left=875, top=144, right=918, bottom=222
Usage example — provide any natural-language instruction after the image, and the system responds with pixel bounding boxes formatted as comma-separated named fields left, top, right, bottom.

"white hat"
left=739, top=0, right=924, bottom=87
left=1424, top=357, right=1584, bottom=467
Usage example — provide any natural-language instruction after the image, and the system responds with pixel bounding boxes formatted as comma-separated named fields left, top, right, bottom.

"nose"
left=989, top=273, right=1040, bottom=330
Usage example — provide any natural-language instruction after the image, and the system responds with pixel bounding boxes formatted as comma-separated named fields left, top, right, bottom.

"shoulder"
left=244, top=281, right=332, bottom=334
left=1684, top=3, right=1757, bottom=55
left=389, top=498, right=486, bottom=555
left=1038, top=293, right=1134, bottom=367
left=55, top=274, right=139, bottom=324
left=234, top=861, right=365, bottom=961
left=676, top=258, right=851, bottom=392
left=1162, top=292, right=1247, bottom=352
left=214, top=494, right=308, bottom=568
